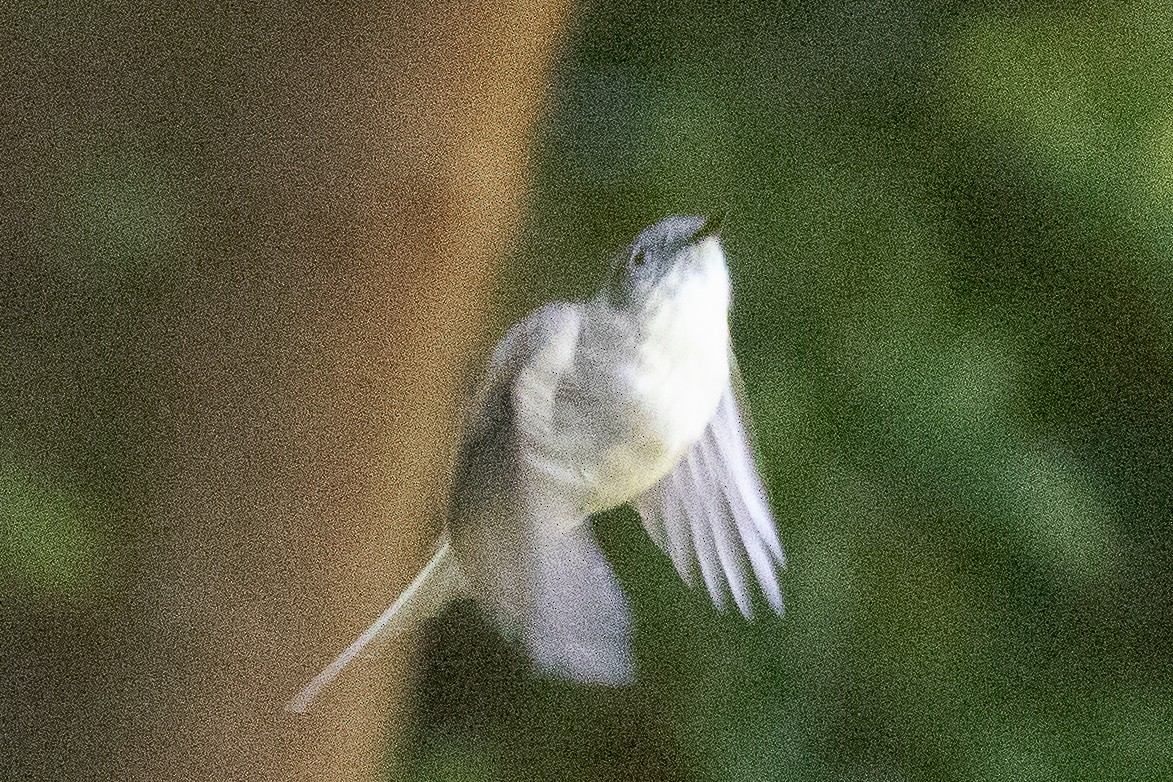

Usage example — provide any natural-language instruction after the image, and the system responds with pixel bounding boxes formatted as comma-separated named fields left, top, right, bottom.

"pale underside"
left=448, top=301, right=785, bottom=684
left=287, top=227, right=786, bottom=712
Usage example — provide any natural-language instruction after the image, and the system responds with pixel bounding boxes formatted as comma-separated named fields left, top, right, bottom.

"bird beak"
left=689, top=211, right=728, bottom=244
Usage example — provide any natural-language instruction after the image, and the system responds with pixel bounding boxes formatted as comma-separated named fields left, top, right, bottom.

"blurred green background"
left=4, top=1, right=1171, bottom=780
left=402, top=2, right=1173, bottom=781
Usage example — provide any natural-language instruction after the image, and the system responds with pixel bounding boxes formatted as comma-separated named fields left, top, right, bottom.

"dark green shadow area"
left=1, top=457, right=105, bottom=597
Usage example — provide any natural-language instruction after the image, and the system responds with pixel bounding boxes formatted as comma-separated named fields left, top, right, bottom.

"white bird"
left=287, top=215, right=784, bottom=712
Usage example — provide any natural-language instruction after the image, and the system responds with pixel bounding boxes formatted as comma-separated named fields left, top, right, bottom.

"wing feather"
left=725, top=356, right=785, bottom=564
left=677, top=453, right=729, bottom=612
left=635, top=378, right=785, bottom=616
left=695, top=433, right=754, bottom=618
left=449, top=302, right=634, bottom=684
left=637, top=473, right=696, bottom=588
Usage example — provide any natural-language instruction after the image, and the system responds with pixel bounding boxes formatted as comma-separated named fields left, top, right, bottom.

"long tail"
left=286, top=540, right=462, bottom=713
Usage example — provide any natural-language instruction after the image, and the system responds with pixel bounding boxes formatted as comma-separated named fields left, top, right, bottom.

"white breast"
left=635, top=242, right=731, bottom=458
left=576, top=241, right=732, bottom=512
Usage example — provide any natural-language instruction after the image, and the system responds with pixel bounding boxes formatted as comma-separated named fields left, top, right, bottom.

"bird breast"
left=574, top=249, right=732, bottom=513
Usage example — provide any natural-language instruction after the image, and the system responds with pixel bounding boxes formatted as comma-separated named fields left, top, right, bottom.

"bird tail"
left=285, top=540, right=463, bottom=713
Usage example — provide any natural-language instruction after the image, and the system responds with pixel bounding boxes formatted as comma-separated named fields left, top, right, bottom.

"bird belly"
left=578, top=312, right=729, bottom=513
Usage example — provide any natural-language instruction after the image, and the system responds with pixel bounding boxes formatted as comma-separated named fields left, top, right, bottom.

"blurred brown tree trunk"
left=3, top=2, right=571, bottom=780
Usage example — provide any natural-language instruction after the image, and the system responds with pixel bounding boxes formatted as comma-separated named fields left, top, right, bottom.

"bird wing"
left=634, top=359, right=784, bottom=618
left=448, top=302, right=634, bottom=684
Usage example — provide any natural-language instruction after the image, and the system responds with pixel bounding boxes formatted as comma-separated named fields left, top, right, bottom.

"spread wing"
left=634, top=362, right=784, bottom=618
left=448, top=302, right=634, bottom=685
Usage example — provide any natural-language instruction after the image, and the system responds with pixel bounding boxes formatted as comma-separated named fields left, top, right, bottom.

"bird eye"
left=630, top=249, right=647, bottom=268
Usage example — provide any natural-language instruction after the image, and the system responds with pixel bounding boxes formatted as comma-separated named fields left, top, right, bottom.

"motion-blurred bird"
left=288, top=215, right=784, bottom=712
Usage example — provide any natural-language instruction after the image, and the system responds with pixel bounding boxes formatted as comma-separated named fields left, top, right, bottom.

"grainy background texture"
left=3, top=2, right=1171, bottom=781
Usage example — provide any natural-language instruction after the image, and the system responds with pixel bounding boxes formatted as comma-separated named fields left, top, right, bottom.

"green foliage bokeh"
left=405, top=2, right=1173, bottom=781
left=5, top=1, right=1170, bottom=780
